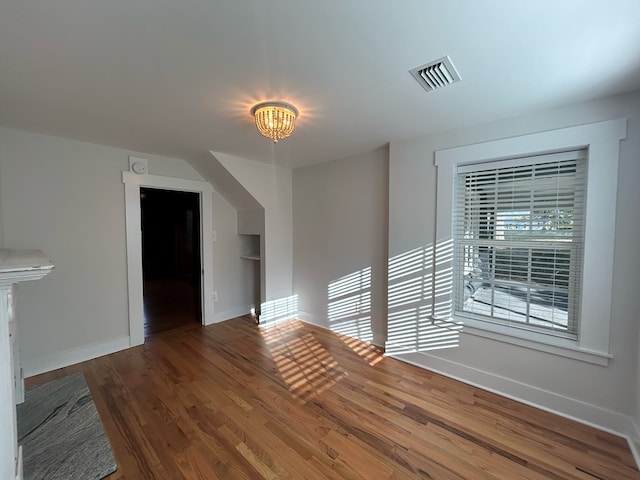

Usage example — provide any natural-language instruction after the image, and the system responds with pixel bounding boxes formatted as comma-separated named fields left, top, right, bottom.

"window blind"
left=453, top=150, right=587, bottom=338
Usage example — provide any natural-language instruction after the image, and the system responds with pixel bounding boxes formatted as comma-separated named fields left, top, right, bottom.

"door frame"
left=123, top=167, right=214, bottom=347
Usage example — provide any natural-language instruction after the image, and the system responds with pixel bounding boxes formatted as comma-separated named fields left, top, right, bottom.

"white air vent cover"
left=410, top=56, right=461, bottom=92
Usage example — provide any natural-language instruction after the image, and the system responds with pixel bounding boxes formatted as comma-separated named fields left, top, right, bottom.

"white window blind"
left=453, top=150, right=587, bottom=339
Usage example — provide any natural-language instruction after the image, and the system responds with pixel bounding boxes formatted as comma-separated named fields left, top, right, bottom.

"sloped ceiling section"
left=188, top=152, right=262, bottom=213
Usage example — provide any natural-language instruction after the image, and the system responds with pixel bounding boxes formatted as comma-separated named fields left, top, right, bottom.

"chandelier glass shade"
left=251, top=101, right=298, bottom=143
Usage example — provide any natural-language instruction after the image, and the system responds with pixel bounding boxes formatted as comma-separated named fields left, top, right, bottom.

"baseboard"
left=24, top=306, right=251, bottom=377
left=628, top=418, right=640, bottom=469
left=22, top=335, right=131, bottom=378
left=301, top=314, right=635, bottom=443
left=372, top=332, right=386, bottom=348
left=297, top=310, right=327, bottom=329
left=297, top=310, right=385, bottom=348
left=392, top=351, right=634, bottom=440
left=300, top=316, right=639, bottom=467
left=259, top=296, right=299, bottom=328
left=210, top=306, right=251, bottom=324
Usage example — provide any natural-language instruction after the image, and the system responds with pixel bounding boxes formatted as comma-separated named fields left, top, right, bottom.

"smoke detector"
left=410, top=55, right=461, bottom=92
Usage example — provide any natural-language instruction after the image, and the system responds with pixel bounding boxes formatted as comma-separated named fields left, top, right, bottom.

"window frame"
left=434, top=119, right=627, bottom=365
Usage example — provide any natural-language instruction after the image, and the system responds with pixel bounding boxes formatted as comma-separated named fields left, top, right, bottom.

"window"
left=434, top=119, right=626, bottom=365
left=454, top=151, right=586, bottom=339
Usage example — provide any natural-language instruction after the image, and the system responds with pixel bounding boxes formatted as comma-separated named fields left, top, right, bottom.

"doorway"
left=141, top=188, right=202, bottom=336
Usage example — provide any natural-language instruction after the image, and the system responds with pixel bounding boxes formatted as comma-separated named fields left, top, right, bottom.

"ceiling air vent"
left=410, top=55, right=461, bottom=92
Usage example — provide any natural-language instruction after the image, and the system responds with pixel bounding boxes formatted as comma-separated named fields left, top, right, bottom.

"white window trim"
left=434, top=119, right=627, bottom=365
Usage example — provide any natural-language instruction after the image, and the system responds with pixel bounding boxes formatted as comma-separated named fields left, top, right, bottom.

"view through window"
left=454, top=151, right=587, bottom=339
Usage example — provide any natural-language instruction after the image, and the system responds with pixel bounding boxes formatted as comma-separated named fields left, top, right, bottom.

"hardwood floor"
left=27, top=317, right=639, bottom=479
left=143, top=278, right=201, bottom=336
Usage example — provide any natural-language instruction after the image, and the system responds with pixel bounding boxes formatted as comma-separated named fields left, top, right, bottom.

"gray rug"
left=17, top=372, right=117, bottom=480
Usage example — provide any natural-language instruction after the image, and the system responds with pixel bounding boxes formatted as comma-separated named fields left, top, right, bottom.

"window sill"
left=456, top=316, right=612, bottom=366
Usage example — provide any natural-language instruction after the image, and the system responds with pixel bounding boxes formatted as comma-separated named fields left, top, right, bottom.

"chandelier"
left=251, top=101, right=298, bottom=143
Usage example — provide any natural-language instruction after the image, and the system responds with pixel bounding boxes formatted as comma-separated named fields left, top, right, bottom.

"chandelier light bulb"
left=251, top=101, right=299, bottom=143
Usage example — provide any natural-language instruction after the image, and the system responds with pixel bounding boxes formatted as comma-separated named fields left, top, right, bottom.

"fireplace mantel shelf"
left=0, top=250, right=54, bottom=287
left=0, top=249, right=53, bottom=480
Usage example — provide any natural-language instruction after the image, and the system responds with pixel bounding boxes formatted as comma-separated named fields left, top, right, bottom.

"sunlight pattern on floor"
left=338, top=334, right=384, bottom=366
left=261, top=320, right=347, bottom=401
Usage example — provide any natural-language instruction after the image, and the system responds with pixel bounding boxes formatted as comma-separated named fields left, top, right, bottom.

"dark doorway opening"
left=141, top=188, right=202, bottom=336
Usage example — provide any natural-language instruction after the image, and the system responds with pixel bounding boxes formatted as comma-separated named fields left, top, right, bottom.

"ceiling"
left=1, top=1, right=639, bottom=169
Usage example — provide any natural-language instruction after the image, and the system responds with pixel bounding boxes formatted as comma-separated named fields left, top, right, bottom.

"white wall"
left=211, top=190, right=254, bottom=320
left=388, top=90, right=640, bottom=436
left=0, top=127, right=247, bottom=373
left=636, top=308, right=640, bottom=457
left=0, top=128, right=133, bottom=368
left=237, top=209, right=264, bottom=236
left=212, top=152, right=294, bottom=315
left=293, top=147, right=388, bottom=346
left=0, top=164, right=4, bottom=248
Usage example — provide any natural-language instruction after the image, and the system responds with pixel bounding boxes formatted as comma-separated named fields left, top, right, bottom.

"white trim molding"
left=212, top=306, right=252, bottom=324
left=434, top=118, right=627, bottom=361
left=123, top=168, right=214, bottom=346
left=298, top=310, right=386, bottom=348
left=629, top=419, right=640, bottom=471
left=22, top=335, right=131, bottom=378
left=392, top=351, right=636, bottom=448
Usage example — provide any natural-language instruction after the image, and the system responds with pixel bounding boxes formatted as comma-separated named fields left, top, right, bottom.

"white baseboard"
left=392, top=352, right=635, bottom=444
left=300, top=314, right=639, bottom=467
left=628, top=418, right=640, bottom=469
left=18, top=311, right=640, bottom=469
left=23, top=305, right=253, bottom=377
left=210, top=306, right=251, bottom=324
left=22, top=335, right=130, bottom=378
left=297, top=310, right=327, bottom=329
left=372, top=332, right=386, bottom=348
left=297, top=310, right=386, bottom=348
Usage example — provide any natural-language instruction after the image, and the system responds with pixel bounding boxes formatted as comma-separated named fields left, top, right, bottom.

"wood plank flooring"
left=26, top=317, right=639, bottom=479
left=143, top=278, right=201, bottom=336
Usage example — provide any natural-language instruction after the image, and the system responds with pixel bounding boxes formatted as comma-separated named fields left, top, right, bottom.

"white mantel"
left=0, top=250, right=54, bottom=286
left=0, top=250, right=54, bottom=480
